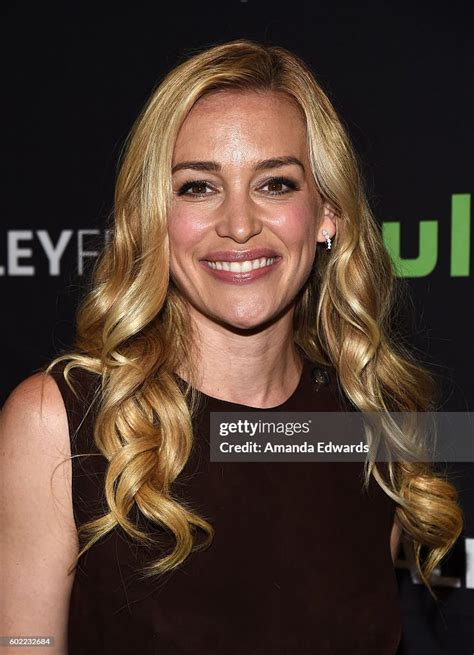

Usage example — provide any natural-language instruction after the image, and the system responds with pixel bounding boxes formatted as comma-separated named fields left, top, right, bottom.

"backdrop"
left=2, top=2, right=473, bottom=653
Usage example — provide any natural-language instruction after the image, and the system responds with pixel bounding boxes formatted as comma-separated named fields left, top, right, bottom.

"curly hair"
left=45, top=38, right=463, bottom=598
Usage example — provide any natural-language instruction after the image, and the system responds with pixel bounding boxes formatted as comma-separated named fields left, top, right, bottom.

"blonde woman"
left=0, top=39, right=463, bottom=654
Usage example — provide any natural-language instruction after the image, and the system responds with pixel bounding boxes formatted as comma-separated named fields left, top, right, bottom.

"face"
left=168, top=89, right=331, bottom=331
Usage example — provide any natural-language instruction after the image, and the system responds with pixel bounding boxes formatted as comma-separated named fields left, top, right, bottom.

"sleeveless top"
left=48, top=350, right=402, bottom=654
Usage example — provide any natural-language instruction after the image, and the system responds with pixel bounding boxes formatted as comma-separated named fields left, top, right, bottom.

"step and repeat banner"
left=2, top=2, right=472, bottom=653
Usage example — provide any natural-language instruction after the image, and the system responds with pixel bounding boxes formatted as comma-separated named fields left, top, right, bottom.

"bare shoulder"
left=0, top=370, right=74, bottom=483
left=0, top=370, right=73, bottom=486
left=0, top=371, right=78, bottom=651
left=2, top=369, right=68, bottom=427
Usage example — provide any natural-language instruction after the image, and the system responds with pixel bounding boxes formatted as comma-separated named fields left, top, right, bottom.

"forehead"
left=173, top=90, right=308, bottom=162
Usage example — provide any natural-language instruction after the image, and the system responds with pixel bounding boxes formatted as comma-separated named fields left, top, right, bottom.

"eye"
left=176, top=180, right=213, bottom=197
left=176, top=175, right=299, bottom=199
left=260, top=176, right=299, bottom=196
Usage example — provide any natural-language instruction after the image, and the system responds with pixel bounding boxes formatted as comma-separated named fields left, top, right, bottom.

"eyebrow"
left=171, top=156, right=305, bottom=175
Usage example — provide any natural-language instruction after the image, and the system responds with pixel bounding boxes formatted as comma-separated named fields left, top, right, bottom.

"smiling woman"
left=168, top=89, right=327, bottom=342
left=0, top=39, right=463, bottom=654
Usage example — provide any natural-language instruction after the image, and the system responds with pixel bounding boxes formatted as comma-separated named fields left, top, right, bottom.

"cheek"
left=273, top=203, right=316, bottom=247
left=168, top=207, right=207, bottom=260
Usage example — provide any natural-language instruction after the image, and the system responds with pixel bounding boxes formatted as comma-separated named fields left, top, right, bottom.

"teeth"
left=206, top=257, right=276, bottom=272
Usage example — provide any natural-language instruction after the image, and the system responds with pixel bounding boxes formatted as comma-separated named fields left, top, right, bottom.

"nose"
left=214, top=188, right=264, bottom=243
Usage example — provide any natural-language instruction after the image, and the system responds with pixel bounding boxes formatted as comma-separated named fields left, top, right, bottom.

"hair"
left=45, top=38, right=463, bottom=598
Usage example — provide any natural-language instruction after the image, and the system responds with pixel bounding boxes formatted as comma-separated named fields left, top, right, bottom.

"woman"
left=1, top=39, right=463, bottom=654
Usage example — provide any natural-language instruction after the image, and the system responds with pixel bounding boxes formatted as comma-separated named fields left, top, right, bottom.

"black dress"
left=48, top=350, right=402, bottom=654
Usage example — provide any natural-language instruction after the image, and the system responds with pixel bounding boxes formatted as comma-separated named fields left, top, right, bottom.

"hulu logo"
left=382, top=194, right=471, bottom=277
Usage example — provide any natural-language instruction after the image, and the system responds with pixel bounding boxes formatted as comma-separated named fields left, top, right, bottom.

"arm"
left=0, top=373, right=79, bottom=654
left=390, top=513, right=403, bottom=563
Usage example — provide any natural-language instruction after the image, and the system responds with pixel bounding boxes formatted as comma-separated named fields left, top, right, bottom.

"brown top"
left=48, top=350, right=402, bottom=654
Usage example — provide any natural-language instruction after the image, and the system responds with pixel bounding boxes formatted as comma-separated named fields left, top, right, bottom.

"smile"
left=205, top=257, right=277, bottom=272
left=200, top=256, right=282, bottom=284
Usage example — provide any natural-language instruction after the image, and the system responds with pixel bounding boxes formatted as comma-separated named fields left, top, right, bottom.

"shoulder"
left=0, top=371, right=72, bottom=486
left=2, top=371, right=64, bottom=420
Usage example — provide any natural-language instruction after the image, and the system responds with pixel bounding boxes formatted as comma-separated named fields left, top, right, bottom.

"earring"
left=322, top=229, right=332, bottom=250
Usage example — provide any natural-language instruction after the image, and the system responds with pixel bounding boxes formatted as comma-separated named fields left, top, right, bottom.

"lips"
left=201, top=248, right=280, bottom=262
left=199, top=254, right=282, bottom=284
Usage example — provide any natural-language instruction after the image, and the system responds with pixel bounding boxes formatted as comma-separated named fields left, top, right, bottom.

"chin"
left=210, top=305, right=282, bottom=333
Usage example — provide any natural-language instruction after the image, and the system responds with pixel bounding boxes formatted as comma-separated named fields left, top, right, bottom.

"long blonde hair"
left=46, top=39, right=463, bottom=597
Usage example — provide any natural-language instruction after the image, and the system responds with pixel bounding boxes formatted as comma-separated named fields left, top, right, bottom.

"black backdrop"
left=2, top=2, right=473, bottom=652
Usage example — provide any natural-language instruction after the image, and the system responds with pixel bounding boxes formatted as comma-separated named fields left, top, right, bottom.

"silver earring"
left=322, top=229, right=332, bottom=250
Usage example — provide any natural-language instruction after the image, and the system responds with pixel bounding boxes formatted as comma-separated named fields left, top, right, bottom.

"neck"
left=176, top=307, right=304, bottom=409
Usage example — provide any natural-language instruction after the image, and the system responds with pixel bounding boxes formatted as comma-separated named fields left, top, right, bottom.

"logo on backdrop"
left=0, top=229, right=112, bottom=277
left=383, top=193, right=471, bottom=278
left=0, top=194, right=470, bottom=277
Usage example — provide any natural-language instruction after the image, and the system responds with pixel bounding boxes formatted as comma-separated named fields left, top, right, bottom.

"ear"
left=316, top=201, right=338, bottom=245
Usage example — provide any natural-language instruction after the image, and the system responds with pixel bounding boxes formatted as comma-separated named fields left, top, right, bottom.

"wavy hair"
left=45, top=38, right=463, bottom=597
